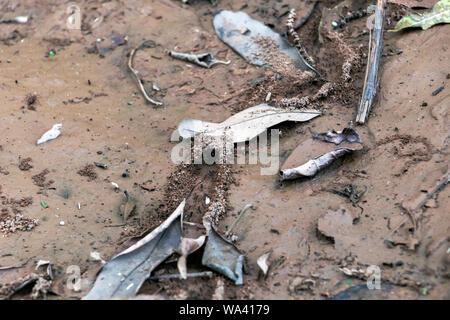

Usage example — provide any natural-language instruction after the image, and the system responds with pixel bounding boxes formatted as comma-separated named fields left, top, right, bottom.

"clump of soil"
left=32, top=169, right=54, bottom=188
left=77, top=164, right=97, bottom=181
left=14, top=197, right=33, bottom=208
left=25, top=93, right=38, bottom=111
left=1, top=195, right=33, bottom=215
left=19, top=157, right=33, bottom=171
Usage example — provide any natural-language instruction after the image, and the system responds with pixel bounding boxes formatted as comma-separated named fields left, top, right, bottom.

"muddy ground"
left=0, top=0, right=449, bottom=300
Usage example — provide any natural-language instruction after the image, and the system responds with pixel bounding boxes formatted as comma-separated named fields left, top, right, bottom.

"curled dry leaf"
left=280, top=127, right=363, bottom=180
left=169, top=51, right=230, bottom=68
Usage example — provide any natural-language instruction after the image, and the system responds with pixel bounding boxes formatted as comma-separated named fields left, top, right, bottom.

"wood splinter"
left=356, top=0, right=386, bottom=124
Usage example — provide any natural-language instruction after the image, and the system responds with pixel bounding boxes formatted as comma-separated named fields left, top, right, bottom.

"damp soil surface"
left=0, top=0, right=449, bottom=299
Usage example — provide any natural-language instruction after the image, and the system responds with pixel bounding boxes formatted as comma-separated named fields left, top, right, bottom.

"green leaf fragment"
left=389, top=0, right=450, bottom=32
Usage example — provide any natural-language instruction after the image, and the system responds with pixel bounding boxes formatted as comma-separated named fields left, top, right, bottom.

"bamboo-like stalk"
left=356, top=0, right=386, bottom=124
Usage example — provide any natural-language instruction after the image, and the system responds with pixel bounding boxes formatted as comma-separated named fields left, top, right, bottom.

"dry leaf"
left=178, top=104, right=321, bottom=144
left=389, top=0, right=450, bottom=31
left=213, top=10, right=308, bottom=70
left=83, top=200, right=185, bottom=299
left=202, top=226, right=245, bottom=285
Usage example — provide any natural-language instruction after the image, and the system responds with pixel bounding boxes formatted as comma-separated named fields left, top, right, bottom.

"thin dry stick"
left=226, top=203, right=254, bottom=237
left=0, top=258, right=30, bottom=270
left=128, top=43, right=163, bottom=106
left=149, top=271, right=213, bottom=280
left=356, top=0, right=386, bottom=124
left=387, top=172, right=449, bottom=239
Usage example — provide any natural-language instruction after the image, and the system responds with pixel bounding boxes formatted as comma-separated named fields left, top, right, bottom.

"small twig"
left=387, top=171, right=449, bottom=239
left=149, top=271, right=213, bottom=280
left=104, top=223, right=126, bottom=227
left=356, top=0, right=386, bottom=124
left=0, top=259, right=30, bottom=270
left=415, top=173, right=449, bottom=211
left=226, top=203, right=254, bottom=237
left=128, top=43, right=163, bottom=106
